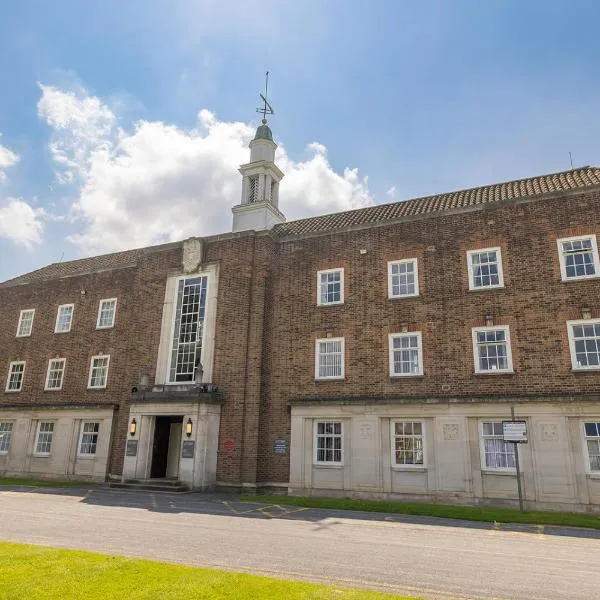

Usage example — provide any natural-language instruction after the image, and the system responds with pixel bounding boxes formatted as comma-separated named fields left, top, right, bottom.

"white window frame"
left=582, top=421, right=600, bottom=474
left=87, top=355, right=110, bottom=389
left=567, top=319, right=600, bottom=371
left=388, top=332, right=423, bottom=377
left=34, top=421, right=55, bottom=456
left=315, top=337, right=345, bottom=380
left=78, top=421, right=100, bottom=457
left=0, top=421, right=14, bottom=454
left=479, top=421, right=517, bottom=472
left=313, top=420, right=343, bottom=466
left=472, top=325, right=514, bottom=374
left=45, top=358, right=66, bottom=391
left=391, top=420, right=426, bottom=468
left=317, top=268, right=344, bottom=306
left=96, top=298, right=117, bottom=329
left=387, top=259, right=419, bottom=298
left=54, top=303, right=74, bottom=333
left=16, top=309, right=35, bottom=337
left=5, top=361, right=25, bottom=392
left=467, top=247, right=504, bottom=291
left=557, top=234, right=600, bottom=282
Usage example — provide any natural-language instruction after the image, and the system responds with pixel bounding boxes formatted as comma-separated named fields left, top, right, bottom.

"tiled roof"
left=0, top=243, right=179, bottom=288
left=272, top=166, right=600, bottom=238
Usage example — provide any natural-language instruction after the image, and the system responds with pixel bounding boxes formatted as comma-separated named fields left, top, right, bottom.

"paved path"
left=1, top=486, right=599, bottom=599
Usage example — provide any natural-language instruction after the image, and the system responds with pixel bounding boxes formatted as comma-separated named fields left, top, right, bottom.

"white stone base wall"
left=0, top=406, right=114, bottom=482
left=289, top=401, right=600, bottom=512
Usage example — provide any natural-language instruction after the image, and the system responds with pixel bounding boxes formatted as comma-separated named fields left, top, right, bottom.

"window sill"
left=44, top=388, right=63, bottom=392
left=481, top=469, right=517, bottom=476
left=32, top=454, right=51, bottom=458
left=96, top=326, right=115, bottom=330
left=315, top=378, right=345, bottom=382
left=585, top=472, right=600, bottom=480
left=316, top=302, right=344, bottom=308
left=87, top=386, right=107, bottom=390
left=392, top=466, right=427, bottom=472
left=388, top=294, right=419, bottom=300
left=76, top=455, right=97, bottom=460
left=468, top=284, right=505, bottom=292
left=561, top=275, right=600, bottom=283
left=54, top=330, right=72, bottom=334
left=389, top=374, right=424, bottom=379
left=473, top=370, right=515, bottom=376
left=570, top=368, right=600, bottom=373
left=5, top=389, right=22, bottom=394
left=313, top=463, right=344, bottom=469
left=15, top=335, right=32, bottom=339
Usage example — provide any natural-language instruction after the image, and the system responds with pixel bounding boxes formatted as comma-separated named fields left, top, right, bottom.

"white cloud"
left=0, top=137, right=19, bottom=184
left=0, top=198, right=45, bottom=248
left=37, top=84, right=375, bottom=254
left=386, top=186, right=396, bottom=198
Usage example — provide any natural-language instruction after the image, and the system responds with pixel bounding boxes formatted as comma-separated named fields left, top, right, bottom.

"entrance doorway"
left=150, top=416, right=183, bottom=479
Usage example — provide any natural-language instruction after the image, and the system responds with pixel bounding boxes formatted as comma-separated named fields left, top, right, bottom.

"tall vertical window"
left=314, top=421, right=343, bottom=465
left=315, top=338, right=345, bottom=380
left=389, top=332, right=423, bottom=376
left=55, top=304, right=74, bottom=333
left=392, top=421, right=425, bottom=467
left=96, top=298, right=117, bottom=329
left=247, top=176, right=258, bottom=203
left=0, top=422, right=13, bottom=453
left=35, top=422, right=54, bottom=455
left=88, top=355, right=110, bottom=389
left=78, top=422, right=100, bottom=456
left=169, top=276, right=208, bottom=383
left=317, top=268, right=344, bottom=305
left=45, top=358, right=66, bottom=390
left=467, top=247, right=504, bottom=290
left=472, top=326, right=513, bottom=373
left=480, top=421, right=516, bottom=470
left=16, top=309, right=35, bottom=337
left=557, top=235, right=600, bottom=281
left=567, top=320, right=600, bottom=370
left=388, top=259, right=419, bottom=298
left=6, top=361, right=25, bottom=392
left=583, top=422, right=600, bottom=472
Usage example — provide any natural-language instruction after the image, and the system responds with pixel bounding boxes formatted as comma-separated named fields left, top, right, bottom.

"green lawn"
left=242, top=495, right=600, bottom=530
left=0, top=542, right=413, bottom=600
left=0, top=476, right=95, bottom=488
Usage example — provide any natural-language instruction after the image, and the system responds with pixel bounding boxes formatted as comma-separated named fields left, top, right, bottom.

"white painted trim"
left=16, top=309, right=35, bottom=337
left=5, top=361, right=25, bottom=393
left=478, top=420, right=517, bottom=473
left=567, top=319, right=600, bottom=371
left=467, top=247, right=505, bottom=291
left=390, top=420, right=427, bottom=468
left=316, top=268, right=344, bottom=306
left=96, top=298, right=118, bottom=329
left=0, top=421, right=14, bottom=454
left=44, top=358, right=66, bottom=391
left=471, top=325, right=514, bottom=374
left=313, top=419, right=344, bottom=466
left=387, top=258, right=419, bottom=298
left=77, top=421, right=100, bottom=457
left=314, top=337, right=345, bottom=380
left=388, top=332, right=424, bottom=377
left=34, top=421, right=55, bottom=456
left=54, top=303, right=74, bottom=333
left=557, top=234, right=600, bottom=282
left=87, top=355, right=111, bottom=389
left=581, top=420, right=600, bottom=474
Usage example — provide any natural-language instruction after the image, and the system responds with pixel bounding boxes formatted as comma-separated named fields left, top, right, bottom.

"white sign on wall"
left=502, top=420, right=528, bottom=443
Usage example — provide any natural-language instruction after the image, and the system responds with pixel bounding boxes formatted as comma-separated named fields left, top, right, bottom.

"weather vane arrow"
left=256, top=71, right=274, bottom=121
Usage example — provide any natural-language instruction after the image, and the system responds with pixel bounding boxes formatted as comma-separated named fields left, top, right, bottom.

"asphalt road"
left=1, top=486, right=599, bottom=600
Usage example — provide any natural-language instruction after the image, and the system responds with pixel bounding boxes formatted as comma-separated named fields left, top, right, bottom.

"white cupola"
left=232, top=118, right=285, bottom=233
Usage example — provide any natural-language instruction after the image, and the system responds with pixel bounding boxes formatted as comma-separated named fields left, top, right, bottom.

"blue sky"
left=1, top=0, right=600, bottom=282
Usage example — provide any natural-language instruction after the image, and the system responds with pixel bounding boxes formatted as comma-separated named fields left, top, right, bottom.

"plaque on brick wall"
left=273, top=439, right=288, bottom=454
left=126, top=440, right=138, bottom=457
left=181, top=440, right=195, bottom=458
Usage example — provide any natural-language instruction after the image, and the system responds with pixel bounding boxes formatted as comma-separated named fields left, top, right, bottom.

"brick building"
left=2, top=117, right=600, bottom=511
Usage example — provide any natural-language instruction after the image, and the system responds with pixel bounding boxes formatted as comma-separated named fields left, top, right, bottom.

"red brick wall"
left=257, top=190, right=600, bottom=483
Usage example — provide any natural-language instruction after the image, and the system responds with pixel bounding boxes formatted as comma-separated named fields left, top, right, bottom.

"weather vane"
left=256, top=71, right=274, bottom=122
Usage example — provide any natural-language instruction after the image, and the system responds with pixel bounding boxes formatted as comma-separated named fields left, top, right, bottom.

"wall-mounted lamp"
left=400, top=322, right=409, bottom=333
left=582, top=307, right=592, bottom=320
left=485, top=313, right=494, bottom=327
left=129, top=418, right=137, bottom=437
left=185, top=418, right=193, bottom=438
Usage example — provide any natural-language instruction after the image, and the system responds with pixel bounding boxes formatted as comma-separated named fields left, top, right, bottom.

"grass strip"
left=242, top=495, right=600, bottom=530
left=0, top=542, right=412, bottom=600
left=0, top=476, right=96, bottom=488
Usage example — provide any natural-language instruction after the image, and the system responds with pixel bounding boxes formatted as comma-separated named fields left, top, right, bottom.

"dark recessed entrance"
left=151, top=416, right=183, bottom=479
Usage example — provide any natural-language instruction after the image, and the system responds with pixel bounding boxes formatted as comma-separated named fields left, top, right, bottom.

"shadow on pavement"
left=2, top=484, right=600, bottom=541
